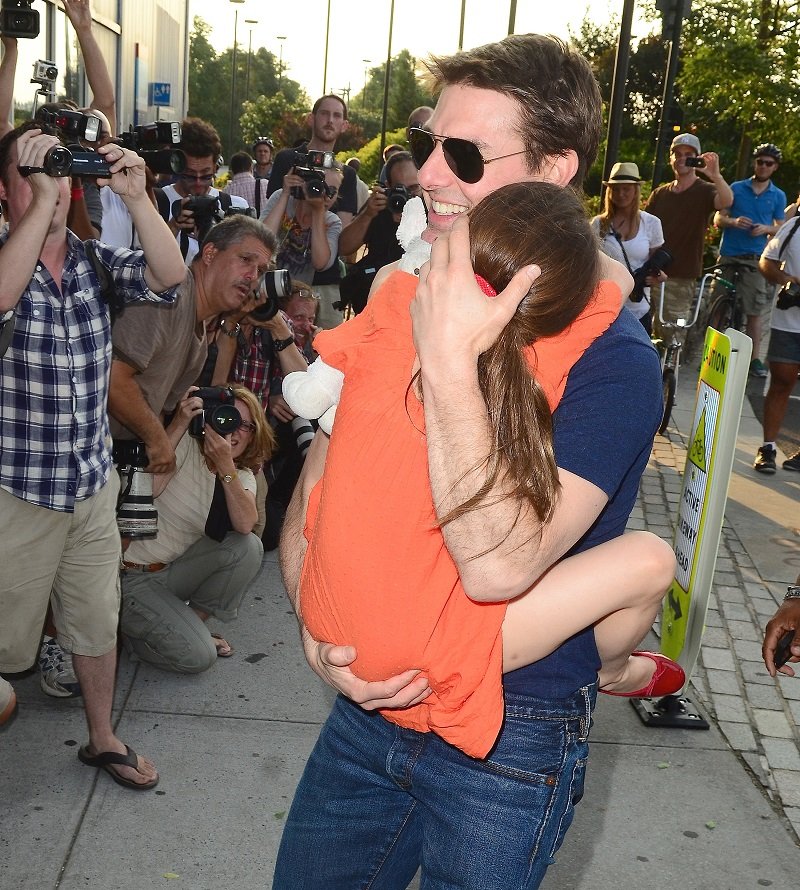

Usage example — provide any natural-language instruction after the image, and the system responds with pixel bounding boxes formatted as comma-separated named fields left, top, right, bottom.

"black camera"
left=289, top=149, right=336, bottom=200
left=250, top=269, right=291, bottom=322
left=119, top=122, right=184, bottom=175
left=39, top=108, right=100, bottom=143
left=630, top=247, right=673, bottom=303
left=684, top=156, right=706, bottom=168
left=112, top=440, right=158, bottom=539
left=1, top=0, right=39, bottom=39
left=173, top=194, right=223, bottom=242
left=384, top=184, right=409, bottom=214
left=189, top=386, right=241, bottom=439
left=776, top=281, right=800, bottom=311
left=291, top=168, right=327, bottom=200
left=28, top=143, right=112, bottom=178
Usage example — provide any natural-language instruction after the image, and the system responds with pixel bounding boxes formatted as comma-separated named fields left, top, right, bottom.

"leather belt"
left=122, top=561, right=167, bottom=573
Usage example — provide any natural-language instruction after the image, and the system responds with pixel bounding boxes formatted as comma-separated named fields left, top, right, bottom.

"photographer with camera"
left=645, top=133, right=733, bottom=339
left=260, top=162, right=343, bottom=297
left=337, top=150, right=421, bottom=315
left=591, top=162, right=667, bottom=335
left=119, top=384, right=274, bottom=673
left=753, top=215, right=800, bottom=473
left=157, top=117, right=249, bottom=264
left=714, top=143, right=786, bottom=379
left=268, top=95, right=359, bottom=328
left=224, top=150, right=269, bottom=217
left=108, top=215, right=276, bottom=481
left=0, top=121, right=186, bottom=787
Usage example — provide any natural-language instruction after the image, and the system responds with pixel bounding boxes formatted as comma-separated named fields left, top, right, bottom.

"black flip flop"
left=78, top=744, right=159, bottom=791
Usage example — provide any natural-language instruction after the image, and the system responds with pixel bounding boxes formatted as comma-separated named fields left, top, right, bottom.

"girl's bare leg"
left=502, top=531, right=676, bottom=692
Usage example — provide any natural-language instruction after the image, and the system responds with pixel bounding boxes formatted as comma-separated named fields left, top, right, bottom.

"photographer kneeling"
left=119, top=384, right=274, bottom=673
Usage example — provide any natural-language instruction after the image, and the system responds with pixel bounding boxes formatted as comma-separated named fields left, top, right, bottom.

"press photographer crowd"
left=1, top=1, right=800, bottom=826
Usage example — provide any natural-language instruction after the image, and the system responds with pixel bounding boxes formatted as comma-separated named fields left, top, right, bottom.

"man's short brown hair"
left=180, top=117, right=223, bottom=161
left=425, top=34, right=601, bottom=188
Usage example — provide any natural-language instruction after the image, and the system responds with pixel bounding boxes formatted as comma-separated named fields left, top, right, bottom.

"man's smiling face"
left=417, top=85, right=539, bottom=244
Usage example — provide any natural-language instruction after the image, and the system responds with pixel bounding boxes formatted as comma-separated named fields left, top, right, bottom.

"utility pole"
left=601, top=0, right=635, bottom=205
left=652, top=0, right=692, bottom=189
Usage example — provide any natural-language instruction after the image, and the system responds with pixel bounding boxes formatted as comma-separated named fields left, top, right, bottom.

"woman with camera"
left=592, top=162, right=667, bottom=335
left=259, top=164, right=343, bottom=287
left=119, top=384, right=274, bottom=673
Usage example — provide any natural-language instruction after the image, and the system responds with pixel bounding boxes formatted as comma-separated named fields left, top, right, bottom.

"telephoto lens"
left=250, top=270, right=291, bottom=321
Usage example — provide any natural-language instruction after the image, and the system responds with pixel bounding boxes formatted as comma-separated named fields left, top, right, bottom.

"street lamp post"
left=245, top=18, right=258, bottom=100
left=228, top=0, right=245, bottom=157
left=362, top=59, right=371, bottom=111
left=276, top=35, right=286, bottom=90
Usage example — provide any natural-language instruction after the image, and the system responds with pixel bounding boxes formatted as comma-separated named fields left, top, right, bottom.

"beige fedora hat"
left=603, top=162, right=643, bottom=185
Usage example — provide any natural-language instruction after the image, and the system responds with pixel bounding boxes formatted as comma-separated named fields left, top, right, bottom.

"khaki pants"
left=0, top=475, right=121, bottom=672
left=120, top=531, right=262, bottom=674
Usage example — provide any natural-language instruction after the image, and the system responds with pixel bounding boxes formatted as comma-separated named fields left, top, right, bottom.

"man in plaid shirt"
left=0, top=122, right=186, bottom=790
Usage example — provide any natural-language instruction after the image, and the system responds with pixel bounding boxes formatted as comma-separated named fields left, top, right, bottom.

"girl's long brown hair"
left=438, top=182, right=600, bottom=530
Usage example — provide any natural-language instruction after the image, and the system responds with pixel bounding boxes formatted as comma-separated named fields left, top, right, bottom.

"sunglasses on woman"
left=407, top=127, right=527, bottom=184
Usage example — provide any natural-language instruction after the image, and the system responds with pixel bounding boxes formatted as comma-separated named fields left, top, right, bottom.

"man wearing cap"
left=645, top=133, right=733, bottom=338
left=713, top=143, right=786, bottom=378
left=253, top=137, right=274, bottom=181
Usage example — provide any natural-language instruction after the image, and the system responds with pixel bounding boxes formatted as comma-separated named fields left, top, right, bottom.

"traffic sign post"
left=633, top=326, right=752, bottom=728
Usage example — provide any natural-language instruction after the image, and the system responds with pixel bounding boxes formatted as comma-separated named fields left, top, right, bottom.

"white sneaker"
left=0, top=676, right=17, bottom=727
left=38, top=635, right=82, bottom=698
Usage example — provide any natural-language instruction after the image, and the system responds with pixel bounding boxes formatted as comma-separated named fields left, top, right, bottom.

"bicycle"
left=701, top=262, right=745, bottom=335
left=653, top=282, right=704, bottom=435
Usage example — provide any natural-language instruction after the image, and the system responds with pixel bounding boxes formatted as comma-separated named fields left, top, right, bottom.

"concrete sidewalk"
left=1, top=355, right=799, bottom=889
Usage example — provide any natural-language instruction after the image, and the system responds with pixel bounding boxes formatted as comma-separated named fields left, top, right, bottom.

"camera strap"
left=778, top=216, right=800, bottom=261
left=0, top=309, right=14, bottom=359
left=84, top=241, right=125, bottom=325
left=610, top=226, right=635, bottom=275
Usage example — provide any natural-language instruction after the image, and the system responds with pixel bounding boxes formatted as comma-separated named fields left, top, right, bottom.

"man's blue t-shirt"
left=504, top=307, right=663, bottom=699
left=719, top=179, right=786, bottom=257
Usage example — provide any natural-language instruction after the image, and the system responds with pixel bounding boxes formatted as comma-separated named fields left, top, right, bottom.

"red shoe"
left=600, top=651, right=685, bottom=698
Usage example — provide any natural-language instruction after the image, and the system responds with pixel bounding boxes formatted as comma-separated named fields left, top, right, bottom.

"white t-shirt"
left=763, top=217, right=800, bottom=333
left=591, top=211, right=664, bottom=320
left=125, top=435, right=257, bottom=565
left=160, top=184, right=249, bottom=265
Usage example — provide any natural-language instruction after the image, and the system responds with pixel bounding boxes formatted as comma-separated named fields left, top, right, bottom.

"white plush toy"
left=282, top=197, right=431, bottom=435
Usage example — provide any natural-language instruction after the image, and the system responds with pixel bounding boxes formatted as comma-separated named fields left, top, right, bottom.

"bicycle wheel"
left=707, top=295, right=735, bottom=333
left=659, top=368, right=676, bottom=435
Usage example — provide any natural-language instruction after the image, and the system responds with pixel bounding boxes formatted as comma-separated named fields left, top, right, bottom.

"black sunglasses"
left=407, top=127, right=527, bottom=184
left=755, top=158, right=776, bottom=167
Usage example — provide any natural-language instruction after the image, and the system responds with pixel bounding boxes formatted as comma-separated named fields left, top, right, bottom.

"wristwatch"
left=220, top=318, right=241, bottom=339
left=220, top=471, right=238, bottom=484
left=784, top=585, right=800, bottom=601
left=273, top=335, right=295, bottom=352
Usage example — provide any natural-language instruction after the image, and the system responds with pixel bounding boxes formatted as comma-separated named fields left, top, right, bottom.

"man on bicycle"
left=713, top=143, right=786, bottom=378
left=645, top=133, right=733, bottom=340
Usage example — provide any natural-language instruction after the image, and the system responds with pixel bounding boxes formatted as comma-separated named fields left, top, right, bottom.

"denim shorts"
left=767, top=326, right=800, bottom=365
left=273, top=684, right=597, bottom=890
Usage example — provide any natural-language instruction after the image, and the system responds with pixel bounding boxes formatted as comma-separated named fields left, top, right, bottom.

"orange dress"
left=300, top=269, right=620, bottom=757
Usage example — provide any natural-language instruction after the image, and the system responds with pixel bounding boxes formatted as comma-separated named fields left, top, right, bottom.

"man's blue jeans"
left=273, top=683, right=596, bottom=889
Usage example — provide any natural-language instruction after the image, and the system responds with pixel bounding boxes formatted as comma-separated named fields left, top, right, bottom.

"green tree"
left=188, top=16, right=306, bottom=159
left=351, top=50, right=435, bottom=133
left=677, top=0, right=800, bottom=184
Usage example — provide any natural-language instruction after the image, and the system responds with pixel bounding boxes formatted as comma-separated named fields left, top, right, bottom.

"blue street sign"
left=148, top=82, right=171, bottom=107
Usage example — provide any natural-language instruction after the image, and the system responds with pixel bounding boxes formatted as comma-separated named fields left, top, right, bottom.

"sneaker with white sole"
left=783, top=451, right=800, bottom=471
left=749, top=358, right=769, bottom=378
left=754, top=445, right=777, bottom=474
left=38, top=635, right=82, bottom=698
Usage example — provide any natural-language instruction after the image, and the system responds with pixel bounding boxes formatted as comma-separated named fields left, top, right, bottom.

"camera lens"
left=306, top=178, right=326, bottom=198
left=263, top=269, right=290, bottom=301
left=42, top=145, right=72, bottom=177
left=208, top=404, right=241, bottom=435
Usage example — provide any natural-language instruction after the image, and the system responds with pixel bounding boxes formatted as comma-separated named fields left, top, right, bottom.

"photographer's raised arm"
left=0, top=130, right=63, bottom=312
left=63, top=0, right=117, bottom=133
left=96, top=144, right=186, bottom=292
left=0, top=37, right=18, bottom=141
